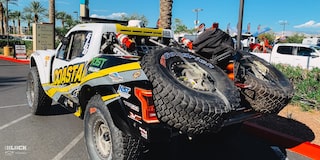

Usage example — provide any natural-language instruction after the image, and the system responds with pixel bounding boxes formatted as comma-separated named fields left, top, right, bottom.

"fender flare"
left=79, top=85, right=132, bottom=135
left=30, top=53, right=55, bottom=84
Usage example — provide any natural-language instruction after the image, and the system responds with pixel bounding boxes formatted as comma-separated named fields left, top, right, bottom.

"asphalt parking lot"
left=0, top=59, right=313, bottom=160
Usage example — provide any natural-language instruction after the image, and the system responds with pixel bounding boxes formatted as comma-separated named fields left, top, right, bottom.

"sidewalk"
left=0, top=54, right=30, bottom=64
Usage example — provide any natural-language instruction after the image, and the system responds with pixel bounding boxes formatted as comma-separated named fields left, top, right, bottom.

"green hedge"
left=0, top=40, right=33, bottom=54
left=275, top=64, right=320, bottom=111
left=0, top=39, right=24, bottom=47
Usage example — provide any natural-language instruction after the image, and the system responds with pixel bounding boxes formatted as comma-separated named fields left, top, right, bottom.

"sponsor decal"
left=109, top=72, right=123, bottom=82
left=162, top=52, right=215, bottom=69
left=87, top=66, right=100, bottom=73
left=132, top=71, right=141, bottom=79
left=139, top=127, right=148, bottom=139
left=128, top=111, right=142, bottom=124
left=45, top=56, right=50, bottom=67
left=82, top=32, right=92, bottom=55
left=53, top=63, right=85, bottom=85
left=90, top=57, right=107, bottom=68
left=123, top=100, right=140, bottom=112
left=117, top=85, right=131, bottom=99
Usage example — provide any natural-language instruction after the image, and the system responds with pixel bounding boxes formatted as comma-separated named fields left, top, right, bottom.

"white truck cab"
left=251, top=43, right=320, bottom=69
left=302, top=37, right=320, bottom=46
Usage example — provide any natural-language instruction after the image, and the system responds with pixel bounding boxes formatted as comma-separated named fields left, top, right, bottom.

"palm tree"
left=49, top=0, right=54, bottom=24
left=159, top=0, right=173, bottom=29
left=23, top=1, right=46, bottom=23
left=9, top=10, right=20, bottom=34
left=21, top=13, right=32, bottom=34
left=56, top=11, right=69, bottom=28
left=0, top=0, right=18, bottom=34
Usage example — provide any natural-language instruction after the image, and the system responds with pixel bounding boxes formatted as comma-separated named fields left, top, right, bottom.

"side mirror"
left=310, top=52, right=319, bottom=58
left=61, top=37, right=69, bottom=45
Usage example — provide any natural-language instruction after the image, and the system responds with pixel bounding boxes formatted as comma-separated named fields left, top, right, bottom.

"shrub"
left=275, top=64, right=320, bottom=111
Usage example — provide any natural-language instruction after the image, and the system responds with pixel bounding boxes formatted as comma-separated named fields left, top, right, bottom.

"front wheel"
left=84, top=95, right=142, bottom=160
left=26, top=67, right=52, bottom=115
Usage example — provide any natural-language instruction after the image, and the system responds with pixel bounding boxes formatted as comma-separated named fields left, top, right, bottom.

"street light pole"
left=73, top=11, right=79, bottom=21
left=6, top=0, right=9, bottom=46
left=193, top=8, right=203, bottom=27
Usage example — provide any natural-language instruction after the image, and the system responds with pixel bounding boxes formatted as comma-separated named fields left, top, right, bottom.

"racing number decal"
left=53, top=63, right=85, bottom=85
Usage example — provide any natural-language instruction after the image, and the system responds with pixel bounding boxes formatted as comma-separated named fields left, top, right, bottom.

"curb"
left=243, top=121, right=320, bottom=160
left=0, top=55, right=30, bottom=64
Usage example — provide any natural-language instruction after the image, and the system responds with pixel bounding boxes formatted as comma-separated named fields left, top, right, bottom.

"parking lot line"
left=52, top=131, right=84, bottom=160
left=0, top=103, right=28, bottom=109
left=0, top=113, right=31, bottom=131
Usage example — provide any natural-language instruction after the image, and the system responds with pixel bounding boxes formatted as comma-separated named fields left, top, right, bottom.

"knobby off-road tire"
left=141, top=48, right=241, bottom=135
left=84, top=95, right=142, bottom=160
left=237, top=51, right=294, bottom=114
left=26, top=67, right=52, bottom=115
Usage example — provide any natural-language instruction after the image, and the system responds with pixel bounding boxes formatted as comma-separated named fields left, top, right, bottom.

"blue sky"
left=10, top=0, right=320, bottom=34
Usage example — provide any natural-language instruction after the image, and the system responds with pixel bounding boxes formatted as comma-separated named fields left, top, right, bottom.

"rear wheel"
left=26, top=67, right=52, bottom=115
left=84, top=95, right=142, bottom=160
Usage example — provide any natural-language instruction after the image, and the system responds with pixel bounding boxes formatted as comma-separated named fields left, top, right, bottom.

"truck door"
left=52, top=31, right=93, bottom=85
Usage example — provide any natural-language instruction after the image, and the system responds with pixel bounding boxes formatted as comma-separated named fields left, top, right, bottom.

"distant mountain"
left=274, top=31, right=320, bottom=37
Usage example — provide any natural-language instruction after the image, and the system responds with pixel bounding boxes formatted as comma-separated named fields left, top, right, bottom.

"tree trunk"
left=27, top=22, right=30, bottom=35
left=4, top=15, right=7, bottom=34
left=159, top=0, right=173, bottom=29
left=49, top=0, right=55, bottom=47
left=18, top=19, right=20, bottom=34
left=0, top=3, right=3, bottom=34
left=34, top=14, right=38, bottom=23
left=12, top=20, right=15, bottom=34
left=49, top=0, right=55, bottom=24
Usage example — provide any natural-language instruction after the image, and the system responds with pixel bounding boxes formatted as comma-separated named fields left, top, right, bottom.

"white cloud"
left=294, top=20, right=320, bottom=28
left=92, top=10, right=109, bottom=13
left=91, top=12, right=127, bottom=20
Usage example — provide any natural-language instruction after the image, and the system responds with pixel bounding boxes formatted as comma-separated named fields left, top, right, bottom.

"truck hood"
left=31, top=49, right=56, bottom=58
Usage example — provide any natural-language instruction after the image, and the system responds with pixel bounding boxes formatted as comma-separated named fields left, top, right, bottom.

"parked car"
left=0, top=34, right=20, bottom=40
left=21, top=35, right=33, bottom=41
left=250, top=43, right=320, bottom=69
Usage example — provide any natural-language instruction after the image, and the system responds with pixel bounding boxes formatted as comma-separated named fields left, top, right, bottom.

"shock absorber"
left=116, top=33, right=135, bottom=50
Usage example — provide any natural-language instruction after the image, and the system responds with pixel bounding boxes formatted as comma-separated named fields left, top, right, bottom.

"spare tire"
left=141, top=47, right=240, bottom=135
left=235, top=51, right=294, bottom=114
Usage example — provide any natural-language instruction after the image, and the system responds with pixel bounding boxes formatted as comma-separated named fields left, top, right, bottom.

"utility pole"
left=236, top=0, right=244, bottom=50
left=279, top=20, right=288, bottom=36
left=193, top=8, right=203, bottom=27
